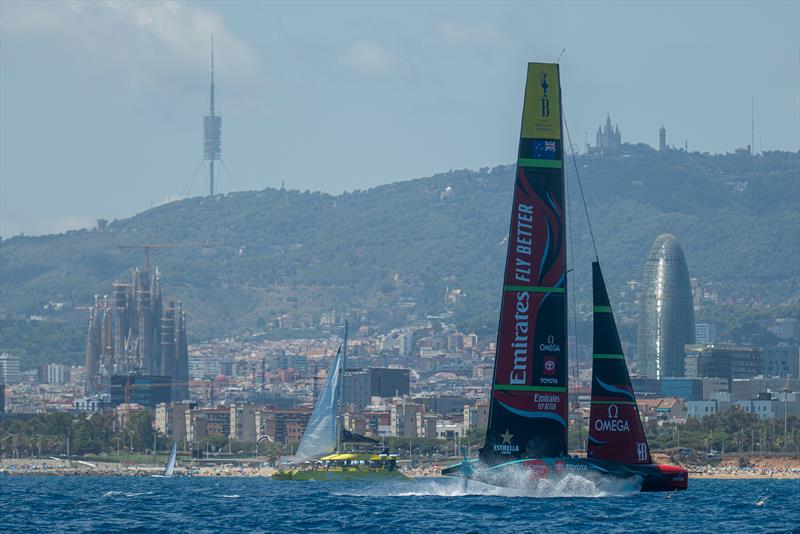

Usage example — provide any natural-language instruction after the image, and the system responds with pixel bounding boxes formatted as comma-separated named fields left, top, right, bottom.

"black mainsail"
left=480, top=63, right=568, bottom=464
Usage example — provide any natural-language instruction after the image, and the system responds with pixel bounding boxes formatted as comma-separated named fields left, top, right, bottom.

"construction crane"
left=118, top=241, right=224, bottom=271
left=782, top=375, right=790, bottom=453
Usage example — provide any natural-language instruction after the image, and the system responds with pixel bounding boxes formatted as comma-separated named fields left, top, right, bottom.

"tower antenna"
left=203, top=35, right=222, bottom=196
left=751, top=97, right=755, bottom=156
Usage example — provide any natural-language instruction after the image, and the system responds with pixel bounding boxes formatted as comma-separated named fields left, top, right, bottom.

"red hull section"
left=652, top=464, right=689, bottom=491
left=442, top=457, right=689, bottom=492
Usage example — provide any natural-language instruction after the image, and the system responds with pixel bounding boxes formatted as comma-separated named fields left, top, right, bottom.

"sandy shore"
left=3, top=458, right=800, bottom=479
left=0, top=458, right=279, bottom=477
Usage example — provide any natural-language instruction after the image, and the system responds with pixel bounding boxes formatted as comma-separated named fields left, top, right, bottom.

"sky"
left=1, top=0, right=798, bottom=237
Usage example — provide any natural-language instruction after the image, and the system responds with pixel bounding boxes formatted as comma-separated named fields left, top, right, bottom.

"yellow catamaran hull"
left=272, top=452, right=407, bottom=481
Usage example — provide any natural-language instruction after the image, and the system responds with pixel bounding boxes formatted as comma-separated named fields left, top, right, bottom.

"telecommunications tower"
left=203, top=36, right=222, bottom=196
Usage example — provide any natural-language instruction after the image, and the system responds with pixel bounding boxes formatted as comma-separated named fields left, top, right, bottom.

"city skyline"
left=1, top=1, right=798, bottom=237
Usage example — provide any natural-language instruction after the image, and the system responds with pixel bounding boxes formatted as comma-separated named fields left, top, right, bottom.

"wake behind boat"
left=441, top=62, right=687, bottom=492
left=273, top=323, right=406, bottom=481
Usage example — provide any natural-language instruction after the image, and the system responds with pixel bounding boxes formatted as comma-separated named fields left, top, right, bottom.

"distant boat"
left=272, top=323, right=406, bottom=481
left=153, top=443, right=177, bottom=478
left=441, top=62, right=687, bottom=492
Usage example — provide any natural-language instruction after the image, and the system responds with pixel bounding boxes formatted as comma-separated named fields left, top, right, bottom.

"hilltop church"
left=588, top=115, right=621, bottom=154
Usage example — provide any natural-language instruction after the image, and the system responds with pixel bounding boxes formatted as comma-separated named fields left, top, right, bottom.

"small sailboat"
left=153, top=442, right=177, bottom=478
left=272, top=323, right=406, bottom=481
left=441, top=62, right=687, bottom=492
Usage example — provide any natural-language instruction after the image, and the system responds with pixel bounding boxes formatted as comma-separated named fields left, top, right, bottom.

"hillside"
left=1, top=147, right=798, bottom=366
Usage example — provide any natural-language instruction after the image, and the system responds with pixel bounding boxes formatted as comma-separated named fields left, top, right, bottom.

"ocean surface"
left=1, top=475, right=798, bottom=533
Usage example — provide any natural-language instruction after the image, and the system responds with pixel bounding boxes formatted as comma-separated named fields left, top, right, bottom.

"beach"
left=4, top=457, right=800, bottom=479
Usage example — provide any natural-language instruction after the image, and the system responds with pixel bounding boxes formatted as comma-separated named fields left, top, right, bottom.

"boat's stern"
left=640, top=464, right=688, bottom=492
left=270, top=470, right=295, bottom=481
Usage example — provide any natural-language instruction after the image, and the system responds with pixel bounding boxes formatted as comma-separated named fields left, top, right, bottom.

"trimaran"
left=442, top=62, right=688, bottom=492
left=272, top=322, right=406, bottom=481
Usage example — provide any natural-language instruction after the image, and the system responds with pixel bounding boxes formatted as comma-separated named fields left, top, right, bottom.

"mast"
left=336, top=321, right=348, bottom=453
left=480, top=63, right=568, bottom=464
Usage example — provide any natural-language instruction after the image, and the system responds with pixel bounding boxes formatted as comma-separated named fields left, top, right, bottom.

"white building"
left=436, top=421, right=465, bottom=440
left=0, top=353, right=21, bottom=384
left=687, top=394, right=799, bottom=420
left=74, top=394, right=110, bottom=412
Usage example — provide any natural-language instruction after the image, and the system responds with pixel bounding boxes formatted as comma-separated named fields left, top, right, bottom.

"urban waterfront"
left=1, top=1, right=798, bottom=531
left=0, top=476, right=798, bottom=533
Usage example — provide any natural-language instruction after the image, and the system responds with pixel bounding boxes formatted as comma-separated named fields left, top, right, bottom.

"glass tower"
left=636, top=234, right=695, bottom=378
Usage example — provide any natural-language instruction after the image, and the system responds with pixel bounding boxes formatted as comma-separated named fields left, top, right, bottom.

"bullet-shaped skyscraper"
left=636, top=234, right=695, bottom=378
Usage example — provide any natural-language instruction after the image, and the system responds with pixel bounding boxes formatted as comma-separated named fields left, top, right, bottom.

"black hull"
left=442, top=457, right=688, bottom=492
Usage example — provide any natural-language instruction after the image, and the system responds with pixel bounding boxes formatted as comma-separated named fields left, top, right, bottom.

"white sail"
left=291, top=344, right=344, bottom=463
left=164, top=442, right=177, bottom=477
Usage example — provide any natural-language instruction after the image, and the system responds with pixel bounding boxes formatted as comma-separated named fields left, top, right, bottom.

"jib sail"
left=480, top=63, right=568, bottom=464
left=587, top=262, right=652, bottom=464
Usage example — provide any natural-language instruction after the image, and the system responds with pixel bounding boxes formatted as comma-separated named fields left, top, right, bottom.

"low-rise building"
left=660, top=378, right=702, bottom=401
left=115, top=403, right=146, bottom=430
left=686, top=400, right=722, bottom=419
left=684, top=344, right=762, bottom=380
left=687, top=393, right=799, bottom=420
left=463, top=400, right=489, bottom=431
left=155, top=401, right=197, bottom=443
left=731, top=378, right=800, bottom=401
left=38, top=364, right=71, bottom=385
left=110, top=374, right=171, bottom=408
left=342, top=368, right=411, bottom=408
left=436, top=421, right=464, bottom=440
left=74, top=394, right=111, bottom=412
left=701, top=378, right=729, bottom=400
left=391, top=403, right=424, bottom=438
left=189, top=407, right=231, bottom=442
left=762, top=345, right=799, bottom=378
left=416, top=413, right=438, bottom=439
left=229, top=403, right=258, bottom=443
left=363, top=409, right=391, bottom=437
left=255, top=406, right=311, bottom=444
left=637, top=397, right=686, bottom=421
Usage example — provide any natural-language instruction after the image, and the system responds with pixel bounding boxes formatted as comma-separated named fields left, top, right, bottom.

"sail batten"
left=481, top=63, right=568, bottom=464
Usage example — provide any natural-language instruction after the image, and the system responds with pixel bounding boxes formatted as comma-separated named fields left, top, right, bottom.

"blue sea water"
left=1, top=475, right=798, bottom=533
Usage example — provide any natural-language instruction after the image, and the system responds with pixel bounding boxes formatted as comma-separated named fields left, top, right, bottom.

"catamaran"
left=442, top=62, right=687, bottom=492
left=272, top=323, right=406, bottom=481
left=153, top=442, right=177, bottom=478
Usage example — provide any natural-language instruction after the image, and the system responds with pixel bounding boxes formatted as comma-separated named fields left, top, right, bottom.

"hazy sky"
left=1, top=1, right=798, bottom=237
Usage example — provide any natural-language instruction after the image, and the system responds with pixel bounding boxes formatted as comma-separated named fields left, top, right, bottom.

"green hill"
left=1, top=146, right=798, bottom=368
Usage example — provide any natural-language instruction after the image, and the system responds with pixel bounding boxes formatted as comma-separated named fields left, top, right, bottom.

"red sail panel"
left=587, top=262, right=652, bottom=464
left=481, top=63, right=568, bottom=464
